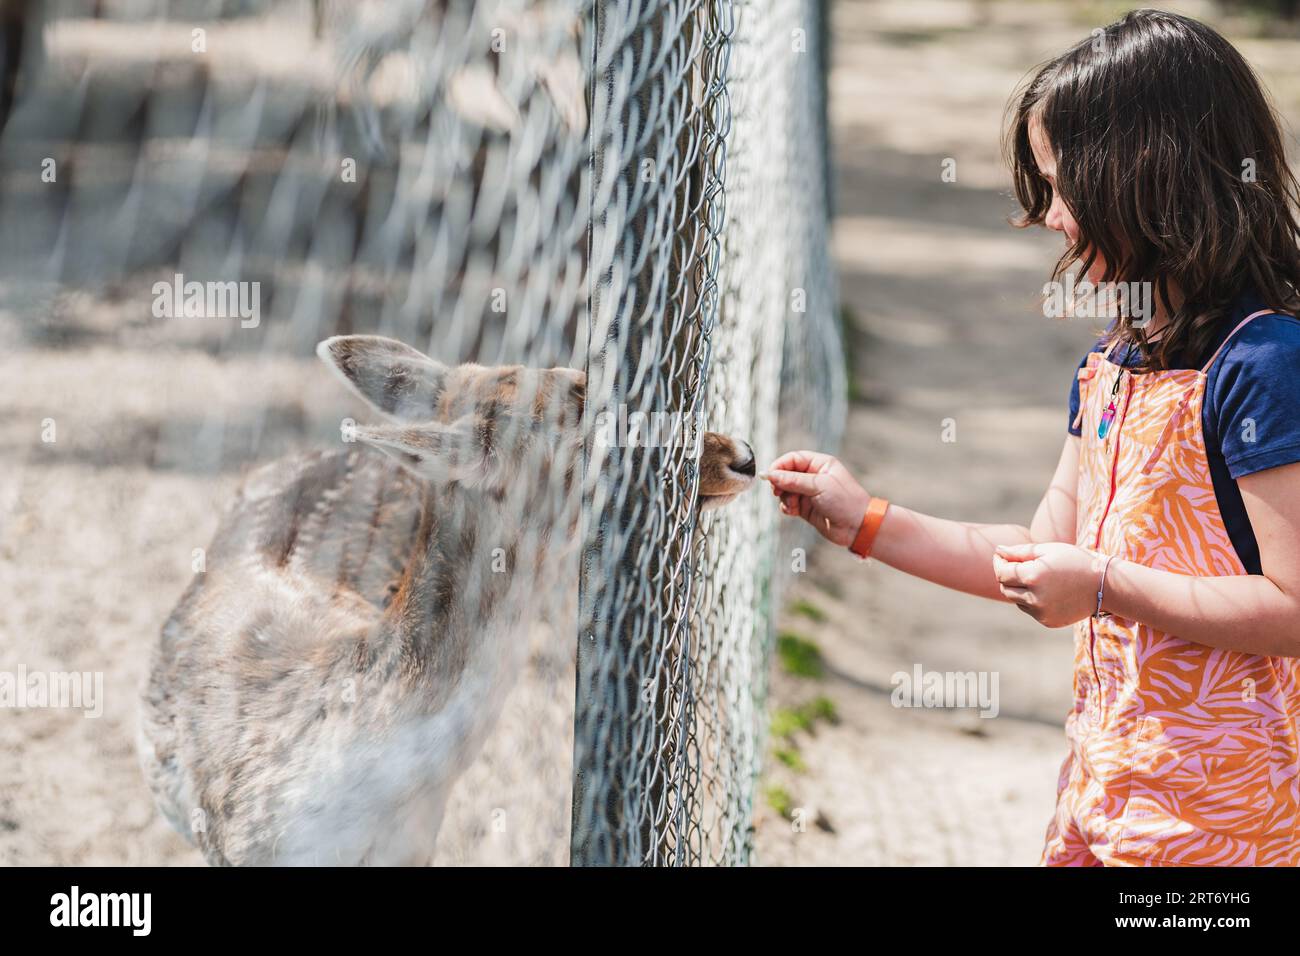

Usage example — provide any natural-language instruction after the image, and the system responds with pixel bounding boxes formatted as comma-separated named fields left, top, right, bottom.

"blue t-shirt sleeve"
left=1206, top=314, right=1300, bottom=479
left=1067, top=342, right=1105, bottom=437
left=1067, top=354, right=1087, bottom=437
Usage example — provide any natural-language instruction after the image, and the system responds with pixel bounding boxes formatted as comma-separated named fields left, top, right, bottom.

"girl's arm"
left=995, top=461, right=1300, bottom=657
left=764, top=436, right=1081, bottom=603
left=867, top=506, right=1032, bottom=601
left=1027, top=434, right=1081, bottom=543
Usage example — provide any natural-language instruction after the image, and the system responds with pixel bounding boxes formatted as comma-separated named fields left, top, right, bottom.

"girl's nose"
left=1044, top=198, right=1065, bottom=233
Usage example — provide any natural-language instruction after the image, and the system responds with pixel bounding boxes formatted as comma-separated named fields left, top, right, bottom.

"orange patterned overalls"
left=1043, top=310, right=1300, bottom=866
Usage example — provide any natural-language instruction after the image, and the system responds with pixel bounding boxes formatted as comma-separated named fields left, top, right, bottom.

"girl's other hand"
left=993, top=542, right=1100, bottom=627
left=761, top=450, right=872, bottom=546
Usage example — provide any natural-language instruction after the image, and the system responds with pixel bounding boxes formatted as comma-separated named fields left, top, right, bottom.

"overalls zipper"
left=1087, top=362, right=1132, bottom=705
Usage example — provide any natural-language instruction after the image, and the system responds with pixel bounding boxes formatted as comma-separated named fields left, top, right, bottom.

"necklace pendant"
left=1097, top=401, right=1117, bottom=440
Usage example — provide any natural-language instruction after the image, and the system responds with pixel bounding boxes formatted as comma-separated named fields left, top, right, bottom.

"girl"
left=766, top=9, right=1300, bottom=866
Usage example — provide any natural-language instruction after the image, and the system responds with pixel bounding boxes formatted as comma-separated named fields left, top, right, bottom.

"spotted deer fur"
left=137, top=335, right=755, bottom=865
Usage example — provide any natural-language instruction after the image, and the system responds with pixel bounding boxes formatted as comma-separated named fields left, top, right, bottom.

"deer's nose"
left=731, top=441, right=756, bottom=477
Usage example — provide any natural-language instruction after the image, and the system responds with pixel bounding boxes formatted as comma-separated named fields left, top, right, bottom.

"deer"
left=137, top=335, right=756, bottom=866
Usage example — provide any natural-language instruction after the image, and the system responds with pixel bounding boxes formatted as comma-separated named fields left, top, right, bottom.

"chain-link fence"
left=0, top=0, right=842, bottom=866
left=573, top=0, right=843, bottom=865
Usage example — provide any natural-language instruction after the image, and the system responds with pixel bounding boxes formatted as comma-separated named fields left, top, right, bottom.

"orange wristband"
left=849, top=497, right=890, bottom=560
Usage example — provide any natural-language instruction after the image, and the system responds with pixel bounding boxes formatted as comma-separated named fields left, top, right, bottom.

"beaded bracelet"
left=1094, top=554, right=1116, bottom=619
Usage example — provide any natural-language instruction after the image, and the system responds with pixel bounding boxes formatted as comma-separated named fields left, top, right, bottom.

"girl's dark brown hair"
left=1005, top=8, right=1300, bottom=369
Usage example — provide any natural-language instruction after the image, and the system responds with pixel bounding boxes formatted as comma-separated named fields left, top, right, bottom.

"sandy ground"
left=6, top=0, right=1300, bottom=867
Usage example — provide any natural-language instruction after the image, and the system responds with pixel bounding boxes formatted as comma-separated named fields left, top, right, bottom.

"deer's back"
left=205, top=448, right=423, bottom=605
left=139, top=448, right=431, bottom=863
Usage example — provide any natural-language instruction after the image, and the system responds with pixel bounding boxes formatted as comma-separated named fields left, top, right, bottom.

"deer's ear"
left=354, top=418, right=498, bottom=486
left=317, top=336, right=449, bottom=421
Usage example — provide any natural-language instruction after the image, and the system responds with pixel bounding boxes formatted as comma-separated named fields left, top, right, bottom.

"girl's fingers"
left=772, top=487, right=828, bottom=533
left=766, top=469, right=820, bottom=495
left=777, top=493, right=819, bottom=529
left=994, top=543, right=1039, bottom=561
left=999, top=584, right=1035, bottom=604
left=992, top=555, right=1027, bottom=586
left=768, top=450, right=835, bottom=474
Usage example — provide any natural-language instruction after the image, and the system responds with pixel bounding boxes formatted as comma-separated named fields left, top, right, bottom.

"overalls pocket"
left=1115, top=714, right=1276, bottom=865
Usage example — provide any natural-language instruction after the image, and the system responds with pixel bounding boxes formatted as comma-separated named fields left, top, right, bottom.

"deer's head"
left=317, top=336, right=755, bottom=511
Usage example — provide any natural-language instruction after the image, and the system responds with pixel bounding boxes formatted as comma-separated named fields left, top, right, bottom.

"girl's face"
left=1029, top=117, right=1106, bottom=281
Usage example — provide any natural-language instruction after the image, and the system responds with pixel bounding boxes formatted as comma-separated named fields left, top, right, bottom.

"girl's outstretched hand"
left=761, top=450, right=872, bottom=547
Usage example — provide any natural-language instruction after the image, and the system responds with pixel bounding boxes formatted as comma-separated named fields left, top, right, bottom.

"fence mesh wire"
left=573, top=0, right=844, bottom=865
left=0, top=0, right=842, bottom=865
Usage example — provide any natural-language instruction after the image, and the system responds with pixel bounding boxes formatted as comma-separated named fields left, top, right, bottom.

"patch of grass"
left=770, top=696, right=838, bottom=742
left=765, top=784, right=794, bottom=819
left=806, top=695, right=839, bottom=724
left=771, top=706, right=814, bottom=739
left=839, top=303, right=864, bottom=404
left=768, top=695, right=839, bottom=778
left=776, top=632, right=823, bottom=679
left=773, top=747, right=807, bottom=772
left=789, top=597, right=827, bottom=623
